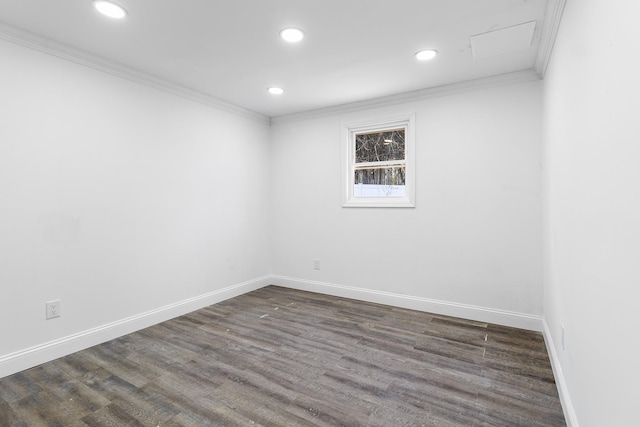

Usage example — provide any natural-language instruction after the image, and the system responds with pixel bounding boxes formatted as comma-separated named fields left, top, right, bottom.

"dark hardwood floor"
left=0, top=286, right=566, bottom=426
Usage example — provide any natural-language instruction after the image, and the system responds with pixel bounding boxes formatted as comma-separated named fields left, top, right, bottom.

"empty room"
left=0, top=0, right=637, bottom=426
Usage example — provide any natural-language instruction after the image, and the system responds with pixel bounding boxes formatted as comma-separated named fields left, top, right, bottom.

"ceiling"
left=0, top=0, right=551, bottom=118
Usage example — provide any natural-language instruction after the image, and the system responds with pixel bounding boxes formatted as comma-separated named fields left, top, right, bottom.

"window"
left=342, top=114, right=415, bottom=207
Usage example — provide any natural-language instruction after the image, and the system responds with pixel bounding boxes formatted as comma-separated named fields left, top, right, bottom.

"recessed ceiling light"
left=93, top=1, right=127, bottom=19
left=415, top=49, right=438, bottom=61
left=280, top=28, right=304, bottom=43
left=268, top=87, right=284, bottom=95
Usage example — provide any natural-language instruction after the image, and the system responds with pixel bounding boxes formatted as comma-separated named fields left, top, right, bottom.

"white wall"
left=270, top=81, right=543, bottom=326
left=0, top=39, right=271, bottom=375
left=542, top=1, right=640, bottom=425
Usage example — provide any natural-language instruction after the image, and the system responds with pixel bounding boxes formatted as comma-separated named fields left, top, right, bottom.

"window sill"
left=342, top=197, right=415, bottom=208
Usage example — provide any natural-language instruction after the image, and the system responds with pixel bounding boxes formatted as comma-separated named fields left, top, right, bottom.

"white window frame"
left=342, top=114, right=416, bottom=208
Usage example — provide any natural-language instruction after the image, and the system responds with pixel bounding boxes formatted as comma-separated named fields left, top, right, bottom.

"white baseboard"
left=3, top=274, right=573, bottom=426
left=271, top=275, right=543, bottom=331
left=0, top=276, right=271, bottom=379
left=542, top=319, right=579, bottom=427
left=0, top=274, right=547, bottom=380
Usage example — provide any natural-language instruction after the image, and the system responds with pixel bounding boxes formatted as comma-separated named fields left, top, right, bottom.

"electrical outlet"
left=46, top=300, right=61, bottom=319
left=313, top=259, right=320, bottom=270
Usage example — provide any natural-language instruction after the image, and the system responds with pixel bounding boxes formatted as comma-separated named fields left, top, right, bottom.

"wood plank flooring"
left=0, top=286, right=566, bottom=426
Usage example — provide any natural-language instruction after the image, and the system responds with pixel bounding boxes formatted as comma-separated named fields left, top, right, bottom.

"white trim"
left=542, top=319, right=579, bottom=427
left=0, top=21, right=542, bottom=124
left=271, top=275, right=543, bottom=331
left=0, top=22, right=269, bottom=124
left=0, top=276, right=271, bottom=379
left=271, top=69, right=541, bottom=125
left=342, top=114, right=416, bottom=208
left=535, top=0, right=567, bottom=78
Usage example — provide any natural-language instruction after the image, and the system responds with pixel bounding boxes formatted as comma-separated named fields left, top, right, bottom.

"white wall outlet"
left=46, top=300, right=61, bottom=319
left=313, top=259, right=320, bottom=270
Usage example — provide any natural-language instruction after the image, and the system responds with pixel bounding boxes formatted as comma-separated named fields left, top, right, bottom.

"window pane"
left=354, top=166, right=405, bottom=197
left=355, top=129, right=405, bottom=163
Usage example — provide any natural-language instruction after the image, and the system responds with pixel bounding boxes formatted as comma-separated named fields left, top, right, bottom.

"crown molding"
left=0, top=22, right=269, bottom=124
left=535, top=0, right=568, bottom=78
left=270, top=69, right=541, bottom=125
left=1, top=12, right=556, bottom=127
